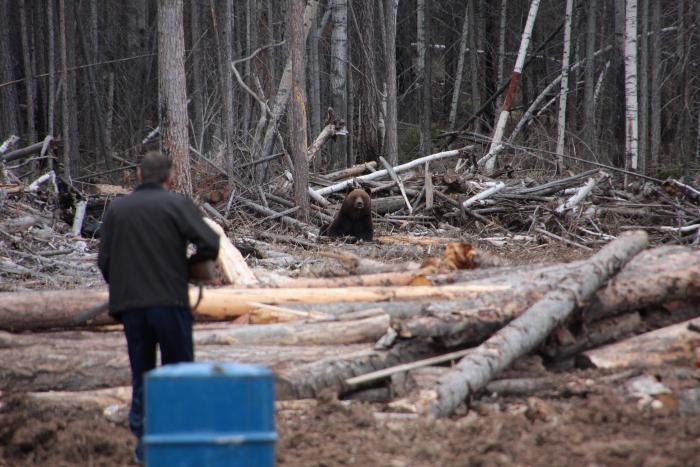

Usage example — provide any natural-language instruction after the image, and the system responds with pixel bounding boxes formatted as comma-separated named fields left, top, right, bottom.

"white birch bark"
left=623, top=0, right=639, bottom=179
left=555, top=0, right=575, bottom=171
left=448, top=3, right=471, bottom=131
left=481, top=0, right=541, bottom=173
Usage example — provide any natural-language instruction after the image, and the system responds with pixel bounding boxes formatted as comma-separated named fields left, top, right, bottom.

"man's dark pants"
left=122, top=307, right=194, bottom=448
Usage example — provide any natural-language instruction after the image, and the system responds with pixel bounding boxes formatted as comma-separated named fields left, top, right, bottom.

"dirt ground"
left=2, top=366, right=700, bottom=466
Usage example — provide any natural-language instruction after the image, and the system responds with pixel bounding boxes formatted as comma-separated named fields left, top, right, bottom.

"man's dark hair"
left=139, top=151, right=173, bottom=183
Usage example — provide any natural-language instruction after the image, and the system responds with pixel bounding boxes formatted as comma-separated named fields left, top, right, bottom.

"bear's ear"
left=364, top=187, right=372, bottom=196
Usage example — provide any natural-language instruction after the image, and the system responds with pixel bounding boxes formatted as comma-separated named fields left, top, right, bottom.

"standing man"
left=98, top=151, right=219, bottom=464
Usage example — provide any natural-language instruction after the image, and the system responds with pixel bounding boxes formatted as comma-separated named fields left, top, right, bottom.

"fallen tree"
left=410, top=230, right=648, bottom=418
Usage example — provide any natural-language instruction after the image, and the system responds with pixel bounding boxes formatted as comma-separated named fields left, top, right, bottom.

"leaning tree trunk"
left=480, top=0, right=540, bottom=173
left=623, top=0, right=639, bottom=182
left=555, top=0, right=574, bottom=172
left=383, top=0, right=399, bottom=166
left=448, top=1, right=470, bottom=131
left=157, top=0, right=192, bottom=195
left=289, top=0, right=310, bottom=221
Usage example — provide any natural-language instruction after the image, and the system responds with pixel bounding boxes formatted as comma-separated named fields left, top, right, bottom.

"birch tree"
left=555, top=0, right=575, bottom=172
left=480, top=0, right=541, bottom=173
left=623, top=0, right=639, bottom=178
left=448, top=2, right=471, bottom=131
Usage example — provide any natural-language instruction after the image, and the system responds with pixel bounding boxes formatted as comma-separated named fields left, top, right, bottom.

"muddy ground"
left=2, top=365, right=700, bottom=466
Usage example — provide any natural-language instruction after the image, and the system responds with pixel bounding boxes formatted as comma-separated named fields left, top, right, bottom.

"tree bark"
left=480, top=0, right=541, bottom=173
left=157, top=0, right=191, bottom=194
left=289, top=0, right=310, bottom=221
left=383, top=0, right=399, bottom=166
left=554, top=0, right=574, bottom=172
left=649, top=0, right=661, bottom=171
left=638, top=0, right=649, bottom=174
left=330, top=0, right=348, bottom=168
left=582, top=0, right=598, bottom=156
left=580, top=318, right=700, bottom=369
left=623, top=0, right=639, bottom=181
left=417, top=0, right=431, bottom=158
left=448, top=2, right=471, bottom=131
left=419, top=231, right=647, bottom=418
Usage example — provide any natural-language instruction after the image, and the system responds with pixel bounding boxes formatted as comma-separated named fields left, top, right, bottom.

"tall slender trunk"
left=289, top=0, right=309, bottom=221
left=308, top=9, right=321, bottom=140
left=19, top=0, right=37, bottom=145
left=157, top=0, right=191, bottom=194
left=0, top=0, right=19, bottom=137
left=555, top=0, right=575, bottom=172
left=496, top=0, right=508, bottom=110
left=649, top=0, right=661, bottom=171
left=47, top=0, right=56, bottom=139
left=219, top=0, right=236, bottom=180
left=330, top=0, right=348, bottom=168
left=383, top=0, right=399, bottom=166
left=59, top=0, right=72, bottom=179
left=467, top=0, right=480, bottom=131
left=417, top=0, right=431, bottom=158
left=189, top=0, right=205, bottom=151
left=623, top=0, right=639, bottom=180
left=448, top=2, right=471, bottom=131
left=638, top=0, right=649, bottom=174
left=481, top=0, right=541, bottom=173
left=582, top=0, right=598, bottom=156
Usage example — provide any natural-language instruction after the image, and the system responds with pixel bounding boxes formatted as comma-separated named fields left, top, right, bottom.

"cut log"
left=0, top=328, right=370, bottom=392
left=585, top=245, right=700, bottom=321
left=540, top=312, right=643, bottom=361
left=0, top=284, right=507, bottom=331
left=580, top=317, right=700, bottom=369
left=323, top=161, right=377, bottom=181
left=416, top=230, right=648, bottom=418
left=194, top=313, right=389, bottom=346
left=202, top=217, right=258, bottom=286
left=276, top=340, right=440, bottom=400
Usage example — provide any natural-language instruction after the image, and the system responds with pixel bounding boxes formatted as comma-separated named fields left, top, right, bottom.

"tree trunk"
left=623, top=0, right=639, bottom=181
left=289, top=0, right=310, bottom=221
left=555, top=0, right=574, bottom=172
left=420, top=231, right=647, bottom=418
left=58, top=0, right=72, bottom=179
left=582, top=0, right=598, bottom=157
left=216, top=0, right=237, bottom=183
left=0, top=0, right=19, bottom=138
left=495, top=0, right=508, bottom=111
left=383, top=0, right=399, bottom=166
left=330, top=0, right=348, bottom=169
left=18, top=0, right=37, bottom=146
left=417, top=0, right=431, bottom=158
left=0, top=329, right=369, bottom=393
left=638, top=0, right=649, bottom=175
left=580, top=318, right=700, bottom=369
left=448, top=1, right=470, bottom=131
left=480, top=0, right=541, bottom=173
left=467, top=0, right=480, bottom=131
left=157, top=0, right=191, bottom=194
left=189, top=0, right=205, bottom=151
left=47, top=0, right=56, bottom=139
left=649, top=0, right=661, bottom=171
left=308, top=7, right=321, bottom=141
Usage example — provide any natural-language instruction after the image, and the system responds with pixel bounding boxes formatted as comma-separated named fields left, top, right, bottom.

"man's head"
left=137, top=151, right=173, bottom=186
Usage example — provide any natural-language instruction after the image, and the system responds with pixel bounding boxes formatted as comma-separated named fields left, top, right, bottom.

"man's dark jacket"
left=97, top=183, right=219, bottom=316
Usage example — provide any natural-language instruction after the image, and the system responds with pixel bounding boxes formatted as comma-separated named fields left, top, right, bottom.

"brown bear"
left=319, top=187, right=373, bottom=241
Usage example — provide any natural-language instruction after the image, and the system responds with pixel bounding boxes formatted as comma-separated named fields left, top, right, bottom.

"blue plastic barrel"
left=143, top=362, right=276, bottom=466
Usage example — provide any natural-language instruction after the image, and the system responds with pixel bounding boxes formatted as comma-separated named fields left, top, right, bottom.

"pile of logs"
left=1, top=230, right=699, bottom=419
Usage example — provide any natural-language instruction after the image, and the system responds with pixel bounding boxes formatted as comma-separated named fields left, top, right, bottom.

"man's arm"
left=97, top=208, right=113, bottom=283
left=178, top=198, right=220, bottom=264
